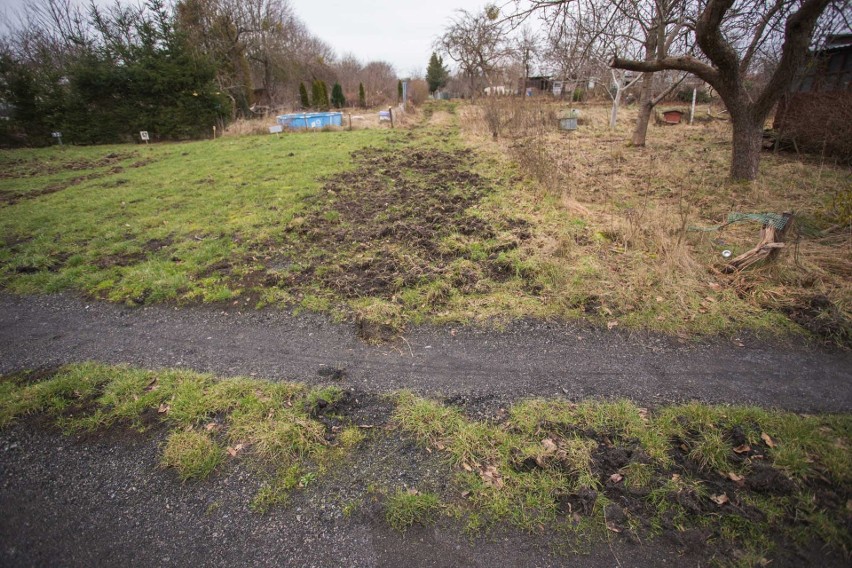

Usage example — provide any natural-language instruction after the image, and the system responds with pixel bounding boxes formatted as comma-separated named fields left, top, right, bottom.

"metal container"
left=559, top=117, right=578, bottom=131
left=276, top=112, right=343, bottom=130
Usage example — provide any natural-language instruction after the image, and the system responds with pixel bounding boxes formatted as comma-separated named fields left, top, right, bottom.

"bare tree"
left=436, top=7, right=511, bottom=96
left=612, top=0, right=838, bottom=180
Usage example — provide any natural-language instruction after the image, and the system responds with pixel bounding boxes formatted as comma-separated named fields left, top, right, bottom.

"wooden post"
left=689, top=88, right=697, bottom=125
left=388, top=107, right=394, bottom=129
left=348, top=113, right=352, bottom=131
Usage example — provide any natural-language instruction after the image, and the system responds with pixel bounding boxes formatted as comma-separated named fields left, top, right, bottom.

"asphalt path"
left=2, top=292, right=850, bottom=412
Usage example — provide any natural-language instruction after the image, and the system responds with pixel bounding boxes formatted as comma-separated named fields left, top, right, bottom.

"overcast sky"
left=1, top=0, right=493, bottom=75
left=289, top=0, right=490, bottom=75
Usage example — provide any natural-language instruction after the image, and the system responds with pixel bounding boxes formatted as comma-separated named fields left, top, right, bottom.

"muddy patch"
left=0, top=152, right=138, bottom=207
left=281, top=146, right=531, bottom=300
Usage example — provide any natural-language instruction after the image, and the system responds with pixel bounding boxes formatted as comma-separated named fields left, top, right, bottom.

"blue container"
left=277, top=112, right=343, bottom=130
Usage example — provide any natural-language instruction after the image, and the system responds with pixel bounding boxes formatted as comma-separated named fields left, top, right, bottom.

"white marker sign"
left=139, top=131, right=150, bottom=141
left=268, top=125, right=283, bottom=134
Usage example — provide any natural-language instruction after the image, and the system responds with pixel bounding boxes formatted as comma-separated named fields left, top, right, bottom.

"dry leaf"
left=227, top=443, right=246, bottom=457
left=637, top=408, right=649, bottom=423
left=425, top=447, right=432, bottom=454
left=606, top=522, right=621, bottom=533
left=479, top=465, right=504, bottom=489
left=733, top=444, right=751, bottom=454
left=711, top=494, right=729, bottom=506
left=609, top=473, right=623, bottom=483
left=204, top=422, right=218, bottom=432
left=462, top=462, right=473, bottom=472
left=655, top=296, right=664, bottom=303
left=761, top=433, right=776, bottom=448
left=158, top=403, right=170, bottom=414
left=607, top=320, right=619, bottom=330
left=542, top=438, right=558, bottom=454
left=436, top=442, right=445, bottom=450
left=728, top=472, right=744, bottom=482
left=406, top=488, right=419, bottom=496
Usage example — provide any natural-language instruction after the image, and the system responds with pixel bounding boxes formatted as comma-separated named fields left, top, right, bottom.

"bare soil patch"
left=283, top=145, right=530, bottom=299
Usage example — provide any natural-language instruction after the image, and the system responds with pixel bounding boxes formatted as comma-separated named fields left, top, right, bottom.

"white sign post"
left=51, top=131, right=63, bottom=146
left=268, top=124, right=283, bottom=138
left=139, top=131, right=150, bottom=145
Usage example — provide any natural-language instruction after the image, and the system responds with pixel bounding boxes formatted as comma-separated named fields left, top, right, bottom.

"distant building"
left=773, top=34, right=852, bottom=161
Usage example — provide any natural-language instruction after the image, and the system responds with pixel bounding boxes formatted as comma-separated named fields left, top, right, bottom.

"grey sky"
left=288, top=0, right=489, bottom=75
left=1, top=0, right=492, bottom=75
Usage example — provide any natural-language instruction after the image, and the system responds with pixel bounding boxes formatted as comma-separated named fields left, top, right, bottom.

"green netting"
left=689, top=212, right=790, bottom=232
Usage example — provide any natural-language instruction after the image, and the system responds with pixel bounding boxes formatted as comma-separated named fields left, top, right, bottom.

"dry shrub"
left=224, top=118, right=278, bottom=137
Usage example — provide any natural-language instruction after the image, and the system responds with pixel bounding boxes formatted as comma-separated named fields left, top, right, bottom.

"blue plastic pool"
left=277, top=112, right=343, bottom=130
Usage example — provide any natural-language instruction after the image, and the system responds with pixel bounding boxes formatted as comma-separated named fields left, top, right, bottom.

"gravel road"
left=1, top=292, right=850, bottom=411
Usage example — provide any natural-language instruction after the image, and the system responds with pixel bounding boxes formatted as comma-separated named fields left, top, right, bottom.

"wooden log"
left=723, top=212, right=794, bottom=273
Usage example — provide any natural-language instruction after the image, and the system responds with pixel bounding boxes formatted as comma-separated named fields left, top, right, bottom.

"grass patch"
left=393, top=393, right=852, bottom=561
left=385, top=489, right=442, bottom=531
left=162, top=430, right=224, bottom=481
left=0, top=362, right=356, bottom=505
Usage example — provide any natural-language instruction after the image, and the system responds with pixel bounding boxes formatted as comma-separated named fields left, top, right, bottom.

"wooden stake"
left=723, top=213, right=794, bottom=273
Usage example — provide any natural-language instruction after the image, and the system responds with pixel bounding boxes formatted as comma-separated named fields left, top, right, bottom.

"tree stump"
left=722, top=212, right=794, bottom=273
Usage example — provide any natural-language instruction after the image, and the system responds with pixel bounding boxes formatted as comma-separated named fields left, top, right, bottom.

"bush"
left=677, top=88, right=713, bottom=103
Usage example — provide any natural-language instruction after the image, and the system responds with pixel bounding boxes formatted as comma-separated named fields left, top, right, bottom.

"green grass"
left=0, top=129, right=390, bottom=305
left=385, top=489, right=442, bottom=531
left=162, top=430, right=224, bottom=481
left=393, top=392, right=852, bottom=557
left=0, top=363, right=353, bottom=503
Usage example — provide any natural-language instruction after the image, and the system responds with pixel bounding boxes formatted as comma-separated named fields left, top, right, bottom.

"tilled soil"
left=1, top=292, right=850, bottom=413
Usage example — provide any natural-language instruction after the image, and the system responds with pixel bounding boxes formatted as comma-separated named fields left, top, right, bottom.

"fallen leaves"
left=727, top=472, right=745, bottom=487
left=733, top=444, right=751, bottom=454
left=479, top=465, right=504, bottom=489
left=609, top=473, right=623, bottom=483
left=607, top=320, right=619, bottom=330
left=158, top=403, right=170, bottom=414
left=227, top=443, right=246, bottom=457
left=710, top=493, right=729, bottom=506
left=761, top=433, right=776, bottom=448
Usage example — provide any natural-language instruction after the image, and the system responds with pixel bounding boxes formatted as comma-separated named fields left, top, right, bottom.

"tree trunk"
left=730, top=114, right=763, bottom=181
left=609, top=88, right=622, bottom=129
left=631, top=73, right=655, bottom=146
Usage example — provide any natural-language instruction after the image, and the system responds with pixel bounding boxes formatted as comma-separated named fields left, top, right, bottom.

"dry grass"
left=459, top=99, right=851, bottom=342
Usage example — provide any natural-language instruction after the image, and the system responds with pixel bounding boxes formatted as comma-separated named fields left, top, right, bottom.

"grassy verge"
left=0, top=363, right=359, bottom=509
left=1, top=364, right=850, bottom=564
left=393, top=392, right=851, bottom=563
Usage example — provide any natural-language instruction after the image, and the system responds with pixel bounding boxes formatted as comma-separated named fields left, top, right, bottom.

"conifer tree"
left=358, top=82, right=366, bottom=108
left=331, top=82, right=346, bottom=109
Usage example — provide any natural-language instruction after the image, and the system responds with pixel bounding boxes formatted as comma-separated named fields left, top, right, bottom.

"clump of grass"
left=385, top=489, right=442, bottom=531
left=161, top=430, right=224, bottom=481
left=0, top=362, right=360, bottom=509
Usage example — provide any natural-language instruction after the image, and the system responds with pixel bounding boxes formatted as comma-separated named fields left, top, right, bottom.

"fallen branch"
left=723, top=212, right=794, bottom=273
